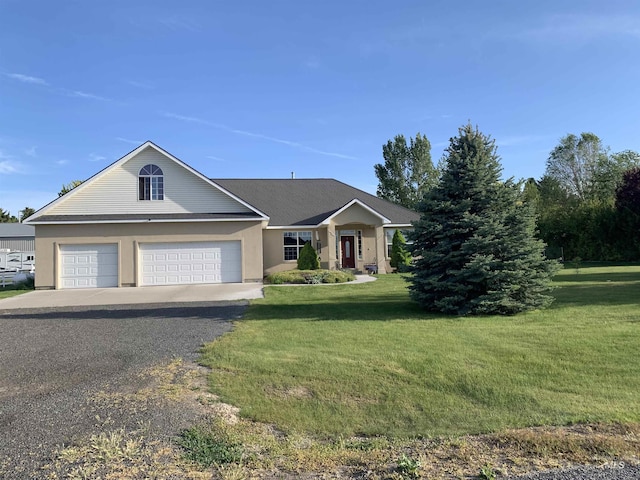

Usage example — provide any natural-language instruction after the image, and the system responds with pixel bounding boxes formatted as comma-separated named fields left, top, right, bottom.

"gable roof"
left=213, top=179, right=419, bottom=227
left=0, top=224, right=35, bottom=238
left=26, top=141, right=269, bottom=224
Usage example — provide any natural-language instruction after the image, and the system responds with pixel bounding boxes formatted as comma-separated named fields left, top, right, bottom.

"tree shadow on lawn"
left=549, top=282, right=640, bottom=309
left=248, top=294, right=440, bottom=322
left=252, top=284, right=640, bottom=320
left=554, top=271, right=640, bottom=284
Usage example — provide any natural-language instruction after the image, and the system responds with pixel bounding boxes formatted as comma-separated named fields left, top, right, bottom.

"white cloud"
left=116, top=137, right=144, bottom=145
left=5, top=73, right=49, bottom=86
left=55, top=159, right=69, bottom=166
left=25, top=146, right=37, bottom=157
left=0, top=149, right=20, bottom=173
left=0, top=159, right=20, bottom=174
left=515, top=14, right=640, bottom=45
left=162, top=111, right=358, bottom=160
left=206, top=155, right=227, bottom=162
left=88, top=153, right=106, bottom=162
left=70, top=90, right=113, bottom=102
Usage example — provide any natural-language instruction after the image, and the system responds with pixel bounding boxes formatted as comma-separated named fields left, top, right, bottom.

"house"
left=0, top=223, right=35, bottom=252
left=25, top=142, right=418, bottom=289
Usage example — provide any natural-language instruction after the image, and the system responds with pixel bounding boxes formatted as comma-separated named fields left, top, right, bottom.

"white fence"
left=0, top=270, right=32, bottom=288
left=0, top=251, right=35, bottom=271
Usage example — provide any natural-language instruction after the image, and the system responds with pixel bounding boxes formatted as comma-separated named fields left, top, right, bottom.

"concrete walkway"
left=0, top=282, right=264, bottom=310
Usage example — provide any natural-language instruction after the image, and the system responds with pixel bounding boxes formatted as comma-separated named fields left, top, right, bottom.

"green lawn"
left=199, top=266, right=640, bottom=438
left=0, top=289, right=27, bottom=300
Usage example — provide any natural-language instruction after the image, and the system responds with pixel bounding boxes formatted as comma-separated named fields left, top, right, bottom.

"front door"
left=341, top=236, right=355, bottom=268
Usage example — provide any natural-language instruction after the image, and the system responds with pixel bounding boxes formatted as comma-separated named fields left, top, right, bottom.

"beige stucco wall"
left=262, top=225, right=387, bottom=274
left=331, top=203, right=382, bottom=226
left=34, top=221, right=263, bottom=289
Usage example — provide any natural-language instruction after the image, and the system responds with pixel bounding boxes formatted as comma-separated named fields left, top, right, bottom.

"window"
left=138, top=164, right=164, bottom=200
left=283, top=231, right=312, bottom=260
left=386, top=229, right=413, bottom=257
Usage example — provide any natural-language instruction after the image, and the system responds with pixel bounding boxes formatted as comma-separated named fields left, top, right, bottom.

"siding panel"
left=48, top=147, right=252, bottom=215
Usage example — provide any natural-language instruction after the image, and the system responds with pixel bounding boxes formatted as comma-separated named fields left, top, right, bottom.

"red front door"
left=341, top=236, right=355, bottom=268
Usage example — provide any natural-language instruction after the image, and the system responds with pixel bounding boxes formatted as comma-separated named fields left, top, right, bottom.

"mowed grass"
left=0, top=288, right=26, bottom=300
left=199, top=266, right=640, bottom=438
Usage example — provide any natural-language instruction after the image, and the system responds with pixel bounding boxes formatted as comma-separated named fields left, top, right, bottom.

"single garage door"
left=139, top=241, right=242, bottom=286
left=59, top=244, right=118, bottom=289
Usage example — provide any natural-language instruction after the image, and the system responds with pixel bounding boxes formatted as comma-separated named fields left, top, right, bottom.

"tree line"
left=375, top=131, right=640, bottom=262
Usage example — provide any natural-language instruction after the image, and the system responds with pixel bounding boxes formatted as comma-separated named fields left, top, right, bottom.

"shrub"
left=177, top=423, right=243, bottom=467
left=297, top=242, right=320, bottom=270
left=322, top=270, right=355, bottom=283
left=13, top=273, right=35, bottom=290
left=390, top=230, right=411, bottom=271
left=264, top=269, right=354, bottom=284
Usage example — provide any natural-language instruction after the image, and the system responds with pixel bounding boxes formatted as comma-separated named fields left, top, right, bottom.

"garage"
left=139, top=241, right=242, bottom=286
left=59, top=244, right=119, bottom=289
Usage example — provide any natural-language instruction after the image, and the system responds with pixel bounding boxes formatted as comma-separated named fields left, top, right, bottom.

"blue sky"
left=2, top=0, right=640, bottom=217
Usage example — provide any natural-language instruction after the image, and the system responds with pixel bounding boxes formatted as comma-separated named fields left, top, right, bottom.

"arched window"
left=138, top=164, right=164, bottom=200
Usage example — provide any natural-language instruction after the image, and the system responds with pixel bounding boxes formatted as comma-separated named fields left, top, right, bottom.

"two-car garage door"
left=59, top=241, right=242, bottom=289
left=140, top=241, right=241, bottom=286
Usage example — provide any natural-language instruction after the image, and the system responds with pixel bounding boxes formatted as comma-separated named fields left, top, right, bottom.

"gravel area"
left=507, top=464, right=640, bottom=479
left=0, top=301, right=243, bottom=479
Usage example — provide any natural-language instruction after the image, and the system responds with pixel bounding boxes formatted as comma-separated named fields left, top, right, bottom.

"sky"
left=2, top=0, right=640, bottom=218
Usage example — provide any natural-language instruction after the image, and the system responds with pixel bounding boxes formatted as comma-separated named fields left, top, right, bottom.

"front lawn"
left=199, top=267, right=640, bottom=437
left=0, top=288, right=28, bottom=300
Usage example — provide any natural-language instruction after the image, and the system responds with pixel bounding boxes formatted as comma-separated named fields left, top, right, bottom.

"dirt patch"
left=42, top=360, right=640, bottom=479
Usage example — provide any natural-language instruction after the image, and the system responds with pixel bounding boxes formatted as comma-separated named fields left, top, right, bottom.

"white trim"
left=385, top=223, right=414, bottom=228
left=28, top=217, right=266, bottom=225
left=266, top=225, right=318, bottom=230
left=25, top=141, right=269, bottom=224
left=319, top=199, right=391, bottom=226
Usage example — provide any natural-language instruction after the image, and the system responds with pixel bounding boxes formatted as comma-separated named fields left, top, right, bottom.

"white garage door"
left=139, top=241, right=242, bottom=286
left=59, top=244, right=118, bottom=289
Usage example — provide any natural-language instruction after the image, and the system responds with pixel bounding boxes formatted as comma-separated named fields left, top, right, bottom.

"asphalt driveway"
left=0, top=301, right=243, bottom=479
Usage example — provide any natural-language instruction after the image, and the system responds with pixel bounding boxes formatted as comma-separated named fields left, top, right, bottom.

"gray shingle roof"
left=0, top=224, right=35, bottom=237
left=213, top=178, right=419, bottom=226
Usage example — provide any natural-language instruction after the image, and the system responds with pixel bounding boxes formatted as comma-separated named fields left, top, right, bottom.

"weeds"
left=397, top=453, right=421, bottom=478
left=178, top=422, right=243, bottom=468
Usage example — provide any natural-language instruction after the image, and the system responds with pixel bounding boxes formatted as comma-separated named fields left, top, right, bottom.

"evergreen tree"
left=409, top=124, right=559, bottom=315
left=297, top=242, right=320, bottom=270
left=19, top=207, right=35, bottom=222
left=0, top=208, right=18, bottom=223
left=390, top=229, right=411, bottom=271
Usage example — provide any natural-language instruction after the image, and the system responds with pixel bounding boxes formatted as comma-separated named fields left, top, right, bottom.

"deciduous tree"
left=545, top=133, right=607, bottom=201
left=58, top=180, right=84, bottom=197
left=375, top=133, right=438, bottom=209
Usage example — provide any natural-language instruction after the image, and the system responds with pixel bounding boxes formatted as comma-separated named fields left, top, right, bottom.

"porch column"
left=327, top=222, right=337, bottom=270
left=375, top=225, right=387, bottom=274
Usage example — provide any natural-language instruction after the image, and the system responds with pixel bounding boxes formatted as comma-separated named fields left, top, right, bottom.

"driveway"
left=0, top=301, right=243, bottom=479
left=0, top=282, right=264, bottom=309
